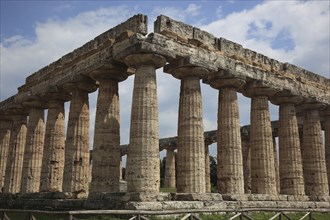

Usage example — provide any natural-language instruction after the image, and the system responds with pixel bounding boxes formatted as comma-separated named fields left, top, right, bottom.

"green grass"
left=160, top=187, right=176, bottom=193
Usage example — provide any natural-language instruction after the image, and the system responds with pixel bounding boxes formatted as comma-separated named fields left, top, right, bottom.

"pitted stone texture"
left=21, top=108, right=45, bottom=193
left=0, top=119, right=12, bottom=190
left=217, top=87, right=244, bottom=194
left=205, top=145, right=211, bottom=193
left=278, top=103, right=305, bottom=195
left=177, top=77, right=205, bottom=193
left=302, top=109, right=329, bottom=196
left=250, top=96, right=277, bottom=195
left=40, top=100, right=66, bottom=192
left=323, top=107, right=330, bottom=195
left=91, top=79, right=121, bottom=193
left=164, top=148, right=176, bottom=188
left=125, top=53, right=166, bottom=193
left=241, top=139, right=251, bottom=194
left=3, top=115, right=27, bottom=193
left=63, top=90, right=90, bottom=198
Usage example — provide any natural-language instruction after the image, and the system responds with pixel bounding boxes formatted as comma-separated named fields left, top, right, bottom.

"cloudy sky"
left=1, top=0, right=329, bottom=158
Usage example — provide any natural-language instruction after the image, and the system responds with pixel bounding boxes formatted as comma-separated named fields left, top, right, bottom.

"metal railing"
left=0, top=208, right=329, bottom=220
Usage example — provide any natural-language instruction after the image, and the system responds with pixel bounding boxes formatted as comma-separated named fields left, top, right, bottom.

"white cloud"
left=200, top=1, right=330, bottom=77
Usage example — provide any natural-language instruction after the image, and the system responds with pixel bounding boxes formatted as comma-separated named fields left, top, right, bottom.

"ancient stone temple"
left=0, top=14, right=329, bottom=211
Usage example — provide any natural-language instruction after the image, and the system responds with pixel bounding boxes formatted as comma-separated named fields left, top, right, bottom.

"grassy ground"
left=4, top=212, right=330, bottom=220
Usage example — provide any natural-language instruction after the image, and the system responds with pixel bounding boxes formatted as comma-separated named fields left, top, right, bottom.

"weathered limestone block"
left=124, top=53, right=166, bottom=193
left=21, top=104, right=45, bottom=193
left=40, top=90, right=69, bottom=192
left=165, top=65, right=207, bottom=193
left=244, top=81, right=277, bottom=195
left=204, top=144, right=211, bottom=193
left=3, top=114, right=27, bottom=194
left=208, top=73, right=245, bottom=195
left=164, top=148, right=176, bottom=188
left=323, top=107, right=330, bottom=195
left=0, top=117, right=12, bottom=190
left=90, top=64, right=128, bottom=193
left=301, top=104, right=329, bottom=196
left=63, top=79, right=96, bottom=198
left=271, top=95, right=305, bottom=195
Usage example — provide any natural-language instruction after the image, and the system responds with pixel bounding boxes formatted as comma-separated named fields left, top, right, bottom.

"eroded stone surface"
left=0, top=118, right=12, bottom=190
left=164, top=148, right=176, bottom=188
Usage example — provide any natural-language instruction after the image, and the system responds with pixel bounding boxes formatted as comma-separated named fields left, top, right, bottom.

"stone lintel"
left=90, top=62, right=130, bottom=82
left=244, top=80, right=279, bottom=98
left=61, top=75, right=98, bottom=93
left=124, top=53, right=166, bottom=69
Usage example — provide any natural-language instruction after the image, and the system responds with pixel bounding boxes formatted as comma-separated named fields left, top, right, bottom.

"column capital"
left=243, top=80, right=279, bottom=98
left=298, top=101, right=326, bottom=111
left=164, top=56, right=209, bottom=80
left=124, top=53, right=166, bottom=69
left=44, top=86, right=71, bottom=102
left=270, top=91, right=303, bottom=105
left=22, top=95, right=48, bottom=109
left=62, top=75, right=98, bottom=93
left=206, top=69, right=246, bottom=91
left=320, top=106, right=330, bottom=117
left=90, top=62, right=130, bottom=82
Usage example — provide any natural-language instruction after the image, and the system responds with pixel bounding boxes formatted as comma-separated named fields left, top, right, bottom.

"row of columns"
left=0, top=54, right=329, bottom=199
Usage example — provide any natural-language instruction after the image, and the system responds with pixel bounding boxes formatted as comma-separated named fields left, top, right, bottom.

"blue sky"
left=0, top=1, right=329, bottom=158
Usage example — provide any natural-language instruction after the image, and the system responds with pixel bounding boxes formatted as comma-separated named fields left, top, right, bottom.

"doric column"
left=89, top=63, right=128, bottom=193
left=273, top=137, right=280, bottom=194
left=271, top=94, right=305, bottom=195
left=323, top=107, right=330, bottom=195
left=3, top=112, right=27, bottom=194
left=301, top=103, right=328, bottom=196
left=244, top=81, right=277, bottom=195
left=62, top=77, right=97, bottom=198
left=208, top=71, right=245, bottom=195
left=40, top=89, right=69, bottom=192
left=20, top=99, right=46, bottom=193
left=164, top=63, right=207, bottom=193
left=241, top=137, right=251, bottom=194
left=0, top=116, right=12, bottom=191
left=204, top=142, right=211, bottom=193
left=164, top=148, right=176, bottom=189
left=124, top=53, right=166, bottom=193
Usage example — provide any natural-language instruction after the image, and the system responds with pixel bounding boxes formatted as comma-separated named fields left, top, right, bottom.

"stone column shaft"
left=250, top=96, right=277, bottom=195
left=205, top=144, right=211, bottom=193
left=125, top=53, right=166, bottom=193
left=91, top=79, right=121, bottom=192
left=302, top=108, right=328, bottom=196
left=217, top=87, right=244, bottom=194
left=324, top=108, right=330, bottom=195
left=273, top=137, right=280, bottom=194
left=63, top=89, right=90, bottom=197
left=278, top=102, right=305, bottom=195
left=40, top=99, right=66, bottom=192
left=241, top=138, right=251, bottom=194
left=21, top=107, right=45, bottom=193
left=177, top=76, right=206, bottom=193
left=0, top=119, right=12, bottom=190
left=3, top=114, right=27, bottom=193
left=164, top=148, right=176, bottom=188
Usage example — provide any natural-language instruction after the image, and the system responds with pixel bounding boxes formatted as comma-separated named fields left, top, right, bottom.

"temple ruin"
left=0, top=14, right=329, bottom=211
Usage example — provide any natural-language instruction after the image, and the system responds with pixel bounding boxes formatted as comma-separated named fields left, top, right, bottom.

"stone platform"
left=0, top=193, right=329, bottom=211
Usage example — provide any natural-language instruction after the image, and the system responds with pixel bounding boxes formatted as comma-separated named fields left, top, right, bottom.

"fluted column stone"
left=164, top=148, right=176, bottom=189
left=204, top=143, right=211, bottom=193
left=124, top=53, right=166, bottom=193
left=62, top=78, right=97, bottom=198
left=21, top=101, right=46, bottom=193
left=209, top=73, right=245, bottom=195
left=244, top=81, right=277, bottom=195
left=0, top=117, right=12, bottom=190
left=323, top=107, right=330, bottom=195
left=273, top=137, right=280, bottom=194
left=40, top=90, right=69, bottom=192
left=301, top=103, right=329, bottom=196
left=271, top=95, right=305, bottom=195
left=241, top=137, right=251, bottom=194
left=165, top=65, right=207, bottom=193
left=90, top=64, right=128, bottom=193
left=3, top=113, right=27, bottom=194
